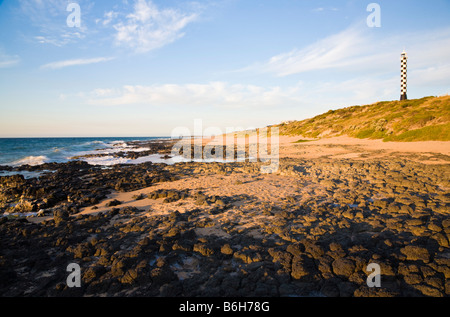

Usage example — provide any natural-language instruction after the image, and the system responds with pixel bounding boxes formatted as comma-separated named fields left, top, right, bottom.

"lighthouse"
left=400, top=51, right=408, bottom=101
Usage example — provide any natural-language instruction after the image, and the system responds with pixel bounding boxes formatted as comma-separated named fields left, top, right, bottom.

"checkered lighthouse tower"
left=400, top=50, right=408, bottom=101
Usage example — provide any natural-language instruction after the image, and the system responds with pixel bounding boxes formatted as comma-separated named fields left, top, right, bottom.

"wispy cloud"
left=84, top=77, right=398, bottom=112
left=0, top=50, right=20, bottom=68
left=112, top=0, right=200, bottom=53
left=41, top=57, right=114, bottom=70
left=34, top=33, right=85, bottom=47
left=101, top=11, right=119, bottom=26
left=18, top=0, right=91, bottom=46
left=243, top=25, right=450, bottom=81
left=17, top=0, right=200, bottom=52
left=262, top=26, right=367, bottom=76
left=86, top=82, right=302, bottom=108
left=312, top=7, right=339, bottom=12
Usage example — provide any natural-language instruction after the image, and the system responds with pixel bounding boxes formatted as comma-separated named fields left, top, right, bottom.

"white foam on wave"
left=72, top=146, right=150, bottom=161
left=11, top=155, right=49, bottom=166
left=99, top=146, right=149, bottom=155
left=82, top=154, right=188, bottom=166
left=79, top=140, right=108, bottom=147
left=81, top=154, right=163, bottom=166
left=110, top=140, right=129, bottom=148
left=80, top=154, right=244, bottom=166
left=83, top=156, right=131, bottom=166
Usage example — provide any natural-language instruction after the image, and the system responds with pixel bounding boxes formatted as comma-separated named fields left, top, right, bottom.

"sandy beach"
left=79, top=134, right=450, bottom=218
left=0, top=135, right=449, bottom=297
left=278, top=135, right=450, bottom=163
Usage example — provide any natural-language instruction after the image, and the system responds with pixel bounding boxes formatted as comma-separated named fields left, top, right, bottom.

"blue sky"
left=0, top=0, right=449, bottom=137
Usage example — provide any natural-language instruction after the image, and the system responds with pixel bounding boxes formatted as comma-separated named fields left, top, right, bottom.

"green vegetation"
left=384, top=123, right=450, bottom=142
left=293, top=139, right=314, bottom=143
left=277, top=95, right=450, bottom=142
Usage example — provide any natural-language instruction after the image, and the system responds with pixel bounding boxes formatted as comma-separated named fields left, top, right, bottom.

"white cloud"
left=0, top=51, right=20, bottom=68
left=410, top=64, right=450, bottom=87
left=239, top=25, right=378, bottom=77
left=19, top=0, right=90, bottom=46
left=84, top=77, right=398, bottom=112
left=86, top=82, right=303, bottom=108
left=41, top=57, right=114, bottom=70
left=264, top=27, right=368, bottom=76
left=312, top=7, right=338, bottom=12
left=113, top=0, right=199, bottom=53
left=244, top=25, right=450, bottom=82
left=102, top=11, right=119, bottom=26
left=34, top=33, right=85, bottom=47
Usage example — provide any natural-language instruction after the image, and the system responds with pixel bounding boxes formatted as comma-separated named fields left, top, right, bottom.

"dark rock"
left=400, top=246, right=431, bottom=263
left=268, top=249, right=292, bottom=271
left=403, top=273, right=423, bottom=285
left=159, top=282, right=182, bottom=297
left=320, top=279, right=340, bottom=297
left=132, top=193, right=146, bottom=201
left=53, top=209, right=69, bottom=225
left=316, top=256, right=334, bottom=277
left=353, top=286, right=398, bottom=297
left=150, top=267, right=177, bottom=286
left=106, top=199, right=122, bottom=207
left=278, top=283, right=297, bottom=296
left=286, top=243, right=304, bottom=257
left=120, top=269, right=138, bottom=284
left=301, top=240, right=325, bottom=259
left=445, top=279, right=450, bottom=296
left=67, top=243, right=92, bottom=259
left=291, top=255, right=315, bottom=280
left=233, top=250, right=262, bottom=264
left=442, top=219, right=450, bottom=228
left=332, top=258, right=356, bottom=278
left=411, top=284, right=443, bottom=297
left=338, top=281, right=357, bottom=297
left=220, top=244, right=233, bottom=255
left=83, top=266, right=106, bottom=284
left=111, top=259, right=125, bottom=277
left=424, top=276, right=444, bottom=292
left=432, top=233, right=449, bottom=248
left=193, top=243, right=214, bottom=257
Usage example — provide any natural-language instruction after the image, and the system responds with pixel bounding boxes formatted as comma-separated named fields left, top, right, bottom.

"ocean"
left=0, top=137, right=167, bottom=167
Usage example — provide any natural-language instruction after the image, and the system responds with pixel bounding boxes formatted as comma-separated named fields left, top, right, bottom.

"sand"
left=78, top=134, right=449, bottom=224
left=173, top=134, right=450, bottom=163
left=278, top=135, right=450, bottom=163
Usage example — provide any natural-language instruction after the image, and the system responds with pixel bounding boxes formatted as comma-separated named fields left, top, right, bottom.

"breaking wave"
left=11, top=155, right=49, bottom=166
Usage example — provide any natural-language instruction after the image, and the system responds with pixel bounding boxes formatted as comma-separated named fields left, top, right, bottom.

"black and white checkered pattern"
left=400, top=51, right=408, bottom=101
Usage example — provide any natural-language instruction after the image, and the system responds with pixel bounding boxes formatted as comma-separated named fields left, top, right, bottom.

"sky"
left=0, top=0, right=449, bottom=137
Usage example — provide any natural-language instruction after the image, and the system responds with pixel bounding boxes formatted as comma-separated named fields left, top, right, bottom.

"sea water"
left=0, top=137, right=166, bottom=167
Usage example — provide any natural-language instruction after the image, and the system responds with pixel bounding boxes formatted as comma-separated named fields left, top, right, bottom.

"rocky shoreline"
left=0, top=139, right=449, bottom=297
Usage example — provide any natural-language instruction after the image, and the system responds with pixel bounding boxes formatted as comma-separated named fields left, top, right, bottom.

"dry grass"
left=277, top=95, right=450, bottom=142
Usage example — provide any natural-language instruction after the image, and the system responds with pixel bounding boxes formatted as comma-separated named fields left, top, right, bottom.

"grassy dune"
left=278, top=95, right=450, bottom=142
